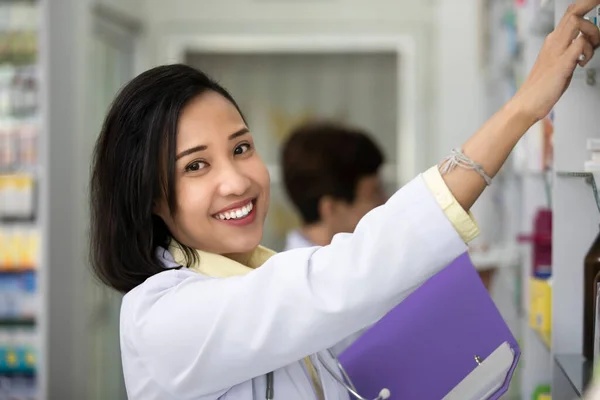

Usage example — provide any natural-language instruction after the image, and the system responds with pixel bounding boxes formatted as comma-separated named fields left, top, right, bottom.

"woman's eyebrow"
left=176, top=145, right=207, bottom=161
left=176, top=128, right=249, bottom=160
left=229, top=127, right=249, bottom=140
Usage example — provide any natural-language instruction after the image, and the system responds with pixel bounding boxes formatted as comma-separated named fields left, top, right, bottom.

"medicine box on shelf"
left=529, top=276, right=552, bottom=334
left=0, top=174, right=36, bottom=222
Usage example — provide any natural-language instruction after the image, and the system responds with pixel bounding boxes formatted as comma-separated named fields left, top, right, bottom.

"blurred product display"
left=0, top=1, right=39, bottom=399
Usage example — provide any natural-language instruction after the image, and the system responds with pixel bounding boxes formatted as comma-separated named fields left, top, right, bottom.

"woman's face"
left=155, top=91, right=270, bottom=255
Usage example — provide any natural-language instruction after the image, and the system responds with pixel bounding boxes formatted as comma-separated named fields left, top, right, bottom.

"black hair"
left=89, top=64, right=244, bottom=293
left=281, top=120, right=384, bottom=224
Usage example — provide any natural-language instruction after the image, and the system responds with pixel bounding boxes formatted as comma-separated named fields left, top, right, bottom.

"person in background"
left=280, top=121, right=500, bottom=292
left=281, top=121, right=387, bottom=251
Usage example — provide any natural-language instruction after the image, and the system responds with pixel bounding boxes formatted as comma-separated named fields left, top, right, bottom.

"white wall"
left=434, top=0, right=487, bottom=162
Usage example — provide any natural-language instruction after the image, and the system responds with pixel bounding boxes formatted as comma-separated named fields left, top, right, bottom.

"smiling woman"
left=89, top=65, right=265, bottom=293
left=89, top=3, right=600, bottom=397
left=154, top=92, right=270, bottom=257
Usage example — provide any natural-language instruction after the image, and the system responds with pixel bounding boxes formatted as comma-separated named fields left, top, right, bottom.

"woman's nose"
left=217, top=162, right=251, bottom=197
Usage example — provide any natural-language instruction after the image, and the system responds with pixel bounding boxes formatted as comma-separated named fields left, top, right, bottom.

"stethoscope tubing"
left=265, top=348, right=387, bottom=400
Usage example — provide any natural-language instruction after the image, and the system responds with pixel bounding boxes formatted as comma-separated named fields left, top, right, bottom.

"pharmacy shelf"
left=555, top=171, right=593, bottom=176
left=0, top=2, right=43, bottom=399
left=0, top=268, right=35, bottom=273
left=0, top=318, right=34, bottom=328
left=0, top=217, right=36, bottom=224
left=0, top=371, right=36, bottom=378
left=531, top=326, right=551, bottom=352
left=554, top=354, right=593, bottom=398
left=520, top=312, right=552, bottom=355
left=492, top=271, right=552, bottom=399
left=519, top=321, right=553, bottom=398
left=0, top=165, right=42, bottom=176
left=468, top=244, right=521, bottom=271
left=486, top=0, right=600, bottom=397
left=555, top=171, right=600, bottom=211
left=529, top=0, right=554, bottom=36
left=554, top=171, right=600, bottom=179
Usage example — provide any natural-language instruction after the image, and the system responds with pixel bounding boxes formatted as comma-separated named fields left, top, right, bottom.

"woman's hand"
left=514, top=0, right=600, bottom=122
left=439, top=0, right=600, bottom=213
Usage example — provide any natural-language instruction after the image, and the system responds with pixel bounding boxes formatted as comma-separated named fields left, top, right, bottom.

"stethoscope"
left=265, top=349, right=391, bottom=400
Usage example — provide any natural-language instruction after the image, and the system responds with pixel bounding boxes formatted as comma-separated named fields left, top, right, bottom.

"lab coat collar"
left=158, top=242, right=276, bottom=278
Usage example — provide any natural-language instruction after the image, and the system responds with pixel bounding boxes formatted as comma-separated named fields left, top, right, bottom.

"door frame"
left=86, top=6, right=141, bottom=400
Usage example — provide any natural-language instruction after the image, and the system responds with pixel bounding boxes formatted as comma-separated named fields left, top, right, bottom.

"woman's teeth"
left=215, top=202, right=253, bottom=220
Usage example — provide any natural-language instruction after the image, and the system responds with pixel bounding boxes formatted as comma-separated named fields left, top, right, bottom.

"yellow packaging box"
left=530, top=277, right=552, bottom=333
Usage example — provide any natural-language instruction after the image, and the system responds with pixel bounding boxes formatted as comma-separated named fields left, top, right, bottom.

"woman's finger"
left=565, top=34, right=593, bottom=68
left=555, top=1, right=600, bottom=43
left=578, top=36, right=595, bottom=66
left=586, top=17, right=600, bottom=48
left=578, top=18, right=600, bottom=47
left=565, top=0, right=600, bottom=18
left=558, top=13, right=600, bottom=49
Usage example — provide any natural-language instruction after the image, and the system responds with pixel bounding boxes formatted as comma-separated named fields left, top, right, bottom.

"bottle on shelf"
left=584, top=227, right=600, bottom=360
left=517, top=208, right=553, bottom=276
left=594, top=270, right=600, bottom=361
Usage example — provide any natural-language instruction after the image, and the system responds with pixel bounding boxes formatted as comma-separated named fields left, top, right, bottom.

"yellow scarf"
left=169, top=243, right=325, bottom=400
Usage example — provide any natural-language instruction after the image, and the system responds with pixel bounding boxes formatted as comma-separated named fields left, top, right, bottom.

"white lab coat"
left=120, top=174, right=468, bottom=399
left=283, top=229, right=313, bottom=252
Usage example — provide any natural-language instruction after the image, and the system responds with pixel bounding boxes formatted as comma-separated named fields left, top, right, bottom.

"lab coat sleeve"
left=122, top=174, right=469, bottom=398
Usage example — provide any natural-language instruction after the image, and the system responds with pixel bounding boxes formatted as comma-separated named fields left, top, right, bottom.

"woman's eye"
left=185, top=161, right=207, bottom=172
left=234, top=143, right=251, bottom=156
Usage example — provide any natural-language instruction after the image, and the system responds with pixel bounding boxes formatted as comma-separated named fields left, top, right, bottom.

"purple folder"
left=338, top=252, right=520, bottom=400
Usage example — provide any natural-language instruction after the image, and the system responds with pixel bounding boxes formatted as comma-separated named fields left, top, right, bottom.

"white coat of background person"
left=87, top=3, right=600, bottom=399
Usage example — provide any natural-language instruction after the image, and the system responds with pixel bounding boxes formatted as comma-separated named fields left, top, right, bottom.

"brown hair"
left=281, top=121, right=384, bottom=224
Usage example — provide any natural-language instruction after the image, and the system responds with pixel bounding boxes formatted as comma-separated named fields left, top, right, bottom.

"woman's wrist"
left=440, top=95, right=539, bottom=212
left=501, top=96, right=539, bottom=140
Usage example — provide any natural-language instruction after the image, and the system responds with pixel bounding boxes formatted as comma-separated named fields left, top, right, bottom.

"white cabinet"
left=550, top=0, right=600, bottom=396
